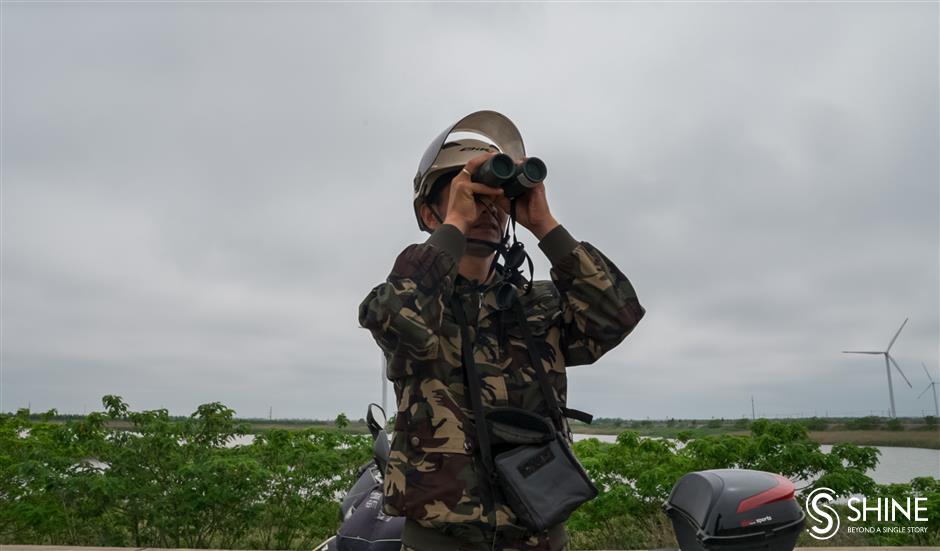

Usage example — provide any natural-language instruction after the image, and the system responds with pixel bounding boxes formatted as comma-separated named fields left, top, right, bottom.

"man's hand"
left=443, top=152, right=504, bottom=234
left=494, top=160, right=560, bottom=240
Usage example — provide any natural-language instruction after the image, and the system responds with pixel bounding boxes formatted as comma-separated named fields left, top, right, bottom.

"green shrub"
left=0, top=396, right=370, bottom=550
left=800, top=416, right=829, bottom=431
left=866, top=477, right=940, bottom=546
left=846, top=415, right=882, bottom=430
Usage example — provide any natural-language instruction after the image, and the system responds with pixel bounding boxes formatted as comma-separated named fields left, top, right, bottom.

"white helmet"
left=413, top=110, right=526, bottom=232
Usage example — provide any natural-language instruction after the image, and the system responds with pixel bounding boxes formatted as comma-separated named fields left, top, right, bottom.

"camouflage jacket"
left=357, top=224, right=645, bottom=540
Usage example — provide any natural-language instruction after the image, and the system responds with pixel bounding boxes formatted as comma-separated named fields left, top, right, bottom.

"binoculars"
left=472, top=154, right=547, bottom=199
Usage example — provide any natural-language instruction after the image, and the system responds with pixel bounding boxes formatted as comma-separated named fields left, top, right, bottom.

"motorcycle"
left=313, top=403, right=403, bottom=551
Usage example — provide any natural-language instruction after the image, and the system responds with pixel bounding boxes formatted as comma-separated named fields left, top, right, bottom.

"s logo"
left=805, top=487, right=840, bottom=540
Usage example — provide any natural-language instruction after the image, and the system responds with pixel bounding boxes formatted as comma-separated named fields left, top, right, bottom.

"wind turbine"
left=843, top=318, right=913, bottom=418
left=917, top=362, right=939, bottom=418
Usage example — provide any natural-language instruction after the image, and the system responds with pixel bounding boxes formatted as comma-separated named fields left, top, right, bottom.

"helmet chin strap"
left=429, top=206, right=504, bottom=260
left=429, top=198, right=535, bottom=304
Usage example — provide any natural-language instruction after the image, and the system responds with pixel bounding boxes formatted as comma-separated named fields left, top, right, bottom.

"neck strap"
left=449, top=291, right=567, bottom=459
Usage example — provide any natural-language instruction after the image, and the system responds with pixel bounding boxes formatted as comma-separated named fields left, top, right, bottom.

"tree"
left=0, top=396, right=372, bottom=550
left=334, top=413, right=349, bottom=430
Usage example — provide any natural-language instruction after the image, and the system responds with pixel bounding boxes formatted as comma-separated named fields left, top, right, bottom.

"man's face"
left=433, top=181, right=509, bottom=254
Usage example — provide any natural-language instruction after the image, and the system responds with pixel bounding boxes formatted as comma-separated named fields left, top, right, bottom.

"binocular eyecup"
left=473, top=153, right=547, bottom=199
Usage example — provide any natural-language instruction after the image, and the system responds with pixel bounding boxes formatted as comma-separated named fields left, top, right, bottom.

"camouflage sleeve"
left=358, top=224, right=466, bottom=374
left=537, top=224, right=645, bottom=367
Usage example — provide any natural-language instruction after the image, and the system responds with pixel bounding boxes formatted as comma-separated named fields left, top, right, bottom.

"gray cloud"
left=2, top=3, right=937, bottom=421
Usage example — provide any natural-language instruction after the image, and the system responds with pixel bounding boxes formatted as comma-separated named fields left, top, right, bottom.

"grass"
left=572, top=424, right=742, bottom=438
left=808, top=430, right=940, bottom=449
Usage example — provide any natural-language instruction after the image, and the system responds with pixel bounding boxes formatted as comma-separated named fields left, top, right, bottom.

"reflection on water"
left=229, top=434, right=256, bottom=447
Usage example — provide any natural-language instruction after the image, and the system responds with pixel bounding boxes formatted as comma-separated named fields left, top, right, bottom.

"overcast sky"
left=2, top=2, right=937, bottom=422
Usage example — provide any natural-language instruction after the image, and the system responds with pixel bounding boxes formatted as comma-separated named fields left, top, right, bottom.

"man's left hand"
left=493, top=161, right=560, bottom=240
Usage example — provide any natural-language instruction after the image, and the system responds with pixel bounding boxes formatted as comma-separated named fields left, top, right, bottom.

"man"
left=358, top=111, right=645, bottom=551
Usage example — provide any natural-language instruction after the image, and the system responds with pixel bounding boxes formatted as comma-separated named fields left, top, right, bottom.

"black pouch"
left=486, top=407, right=599, bottom=532
left=449, top=293, right=598, bottom=534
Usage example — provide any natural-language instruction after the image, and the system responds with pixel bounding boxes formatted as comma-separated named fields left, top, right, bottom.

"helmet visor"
left=417, top=110, right=526, bottom=179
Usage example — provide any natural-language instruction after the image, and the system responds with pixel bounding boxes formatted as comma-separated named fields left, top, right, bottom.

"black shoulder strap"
left=448, top=293, right=498, bottom=530
left=507, top=296, right=594, bottom=426
left=509, top=296, right=566, bottom=433
left=561, top=406, right=593, bottom=425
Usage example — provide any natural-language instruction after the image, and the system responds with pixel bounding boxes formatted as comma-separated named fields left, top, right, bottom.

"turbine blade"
left=888, top=355, right=913, bottom=388
left=842, top=351, right=882, bottom=354
left=923, top=362, right=935, bottom=383
left=886, top=317, right=909, bottom=353
left=918, top=385, right=931, bottom=399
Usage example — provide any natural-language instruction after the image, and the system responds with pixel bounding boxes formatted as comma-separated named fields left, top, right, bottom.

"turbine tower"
left=843, top=318, right=913, bottom=418
left=917, top=362, right=939, bottom=418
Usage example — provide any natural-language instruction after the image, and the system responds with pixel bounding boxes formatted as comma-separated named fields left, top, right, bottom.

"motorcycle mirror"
left=366, top=403, right=387, bottom=440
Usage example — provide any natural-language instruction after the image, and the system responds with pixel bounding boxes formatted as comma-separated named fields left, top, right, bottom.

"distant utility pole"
left=269, top=406, right=272, bottom=421
left=751, top=396, right=755, bottom=420
left=381, top=351, right=388, bottom=415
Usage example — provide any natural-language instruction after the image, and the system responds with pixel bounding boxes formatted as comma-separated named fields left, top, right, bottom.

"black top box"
left=662, top=469, right=806, bottom=551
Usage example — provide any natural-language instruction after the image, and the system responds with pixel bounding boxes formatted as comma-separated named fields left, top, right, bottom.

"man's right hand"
left=443, top=152, right=504, bottom=234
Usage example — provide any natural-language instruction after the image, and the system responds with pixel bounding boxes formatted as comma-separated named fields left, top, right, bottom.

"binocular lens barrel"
left=475, top=153, right=516, bottom=187
left=470, top=154, right=548, bottom=198
left=520, top=157, right=547, bottom=184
